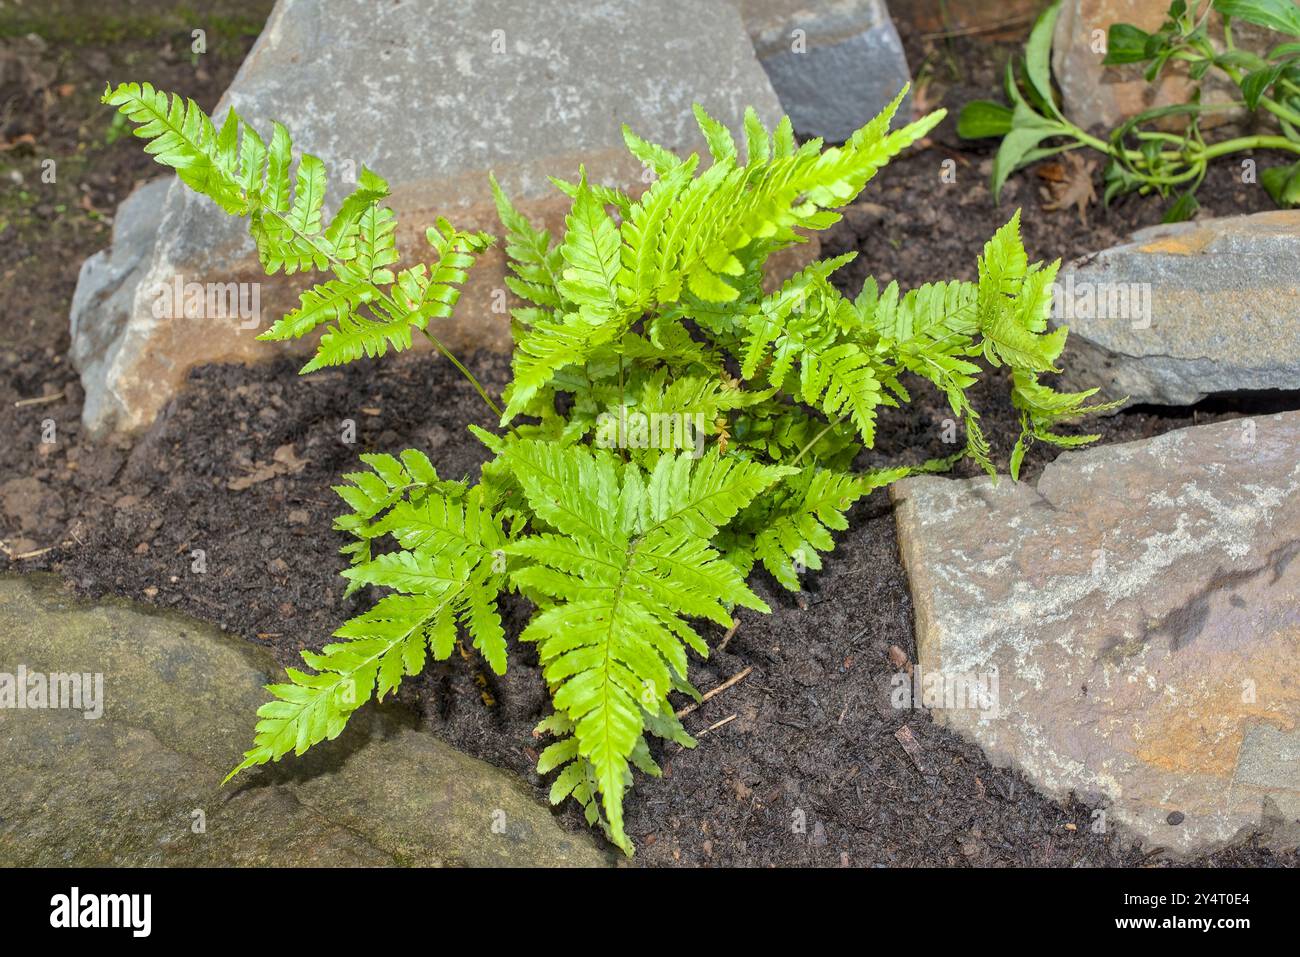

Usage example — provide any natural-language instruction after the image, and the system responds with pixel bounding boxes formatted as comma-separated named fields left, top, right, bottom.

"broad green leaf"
left=1104, top=23, right=1154, bottom=64
left=1024, top=0, right=1065, bottom=119
left=1215, top=0, right=1300, bottom=37
left=957, top=100, right=1013, bottom=139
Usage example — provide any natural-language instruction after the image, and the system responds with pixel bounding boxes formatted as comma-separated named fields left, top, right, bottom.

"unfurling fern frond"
left=102, top=82, right=493, bottom=376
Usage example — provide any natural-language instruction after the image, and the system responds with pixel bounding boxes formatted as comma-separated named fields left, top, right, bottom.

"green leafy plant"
left=103, top=80, right=1116, bottom=855
left=959, top=0, right=1300, bottom=220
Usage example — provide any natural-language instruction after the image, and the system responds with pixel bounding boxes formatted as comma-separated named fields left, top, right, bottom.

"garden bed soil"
left=3, top=14, right=1296, bottom=866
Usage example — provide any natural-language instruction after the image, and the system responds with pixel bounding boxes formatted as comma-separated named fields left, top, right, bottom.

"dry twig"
left=675, top=665, right=753, bottom=718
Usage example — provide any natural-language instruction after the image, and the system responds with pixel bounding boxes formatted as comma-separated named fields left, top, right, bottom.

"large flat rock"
left=1052, top=211, right=1300, bottom=408
left=734, top=0, right=911, bottom=142
left=891, top=414, right=1300, bottom=856
left=72, top=0, right=785, bottom=435
left=0, top=575, right=609, bottom=866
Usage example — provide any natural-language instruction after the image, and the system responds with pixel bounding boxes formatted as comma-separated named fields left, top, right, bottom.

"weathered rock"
left=1052, top=0, right=1245, bottom=131
left=0, top=575, right=610, bottom=866
left=891, top=414, right=1300, bottom=856
left=68, top=177, right=171, bottom=434
left=735, top=0, right=911, bottom=142
left=1054, top=0, right=1188, bottom=131
left=1051, top=210, right=1300, bottom=408
left=71, top=0, right=786, bottom=436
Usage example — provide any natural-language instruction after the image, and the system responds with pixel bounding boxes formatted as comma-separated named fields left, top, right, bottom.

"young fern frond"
left=102, top=82, right=494, bottom=377
left=500, top=87, right=943, bottom=424
left=490, top=173, right=564, bottom=313
left=501, top=441, right=789, bottom=852
left=225, top=457, right=510, bottom=782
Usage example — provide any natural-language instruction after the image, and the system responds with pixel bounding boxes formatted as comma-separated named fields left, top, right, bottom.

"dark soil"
left=3, top=339, right=1292, bottom=868
left=0, top=0, right=273, bottom=351
left=2, top=6, right=1295, bottom=867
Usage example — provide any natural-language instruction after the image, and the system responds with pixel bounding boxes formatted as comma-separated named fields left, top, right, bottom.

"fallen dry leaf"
left=0, top=133, right=36, bottom=152
left=1039, top=152, right=1097, bottom=227
left=887, top=643, right=914, bottom=675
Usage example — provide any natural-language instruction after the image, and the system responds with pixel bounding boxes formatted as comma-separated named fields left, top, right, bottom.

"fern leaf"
left=618, top=158, right=697, bottom=309
left=799, top=343, right=883, bottom=446
left=103, top=82, right=489, bottom=373
left=286, top=153, right=327, bottom=237
left=557, top=172, right=624, bottom=320
left=751, top=466, right=876, bottom=591
left=264, top=121, right=292, bottom=212
left=742, top=106, right=770, bottom=169
left=621, top=124, right=683, bottom=178
left=693, top=103, right=738, bottom=165
left=501, top=442, right=783, bottom=853
left=257, top=278, right=371, bottom=342
left=491, top=174, right=565, bottom=310
left=228, top=470, right=510, bottom=781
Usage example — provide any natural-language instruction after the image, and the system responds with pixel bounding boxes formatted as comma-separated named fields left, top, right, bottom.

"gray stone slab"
left=735, top=0, right=911, bottom=141
left=891, top=414, right=1300, bottom=856
left=1052, top=211, right=1300, bottom=408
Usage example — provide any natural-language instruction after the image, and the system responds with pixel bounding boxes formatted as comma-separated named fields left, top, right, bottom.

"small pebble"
left=1167, top=811, right=1185, bottom=826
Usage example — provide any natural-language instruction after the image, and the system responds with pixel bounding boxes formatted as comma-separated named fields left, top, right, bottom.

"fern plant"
left=104, top=81, right=1116, bottom=855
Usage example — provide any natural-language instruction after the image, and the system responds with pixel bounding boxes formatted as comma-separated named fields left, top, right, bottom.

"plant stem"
left=1200, top=135, right=1300, bottom=160
left=420, top=329, right=504, bottom=418
left=791, top=415, right=844, bottom=467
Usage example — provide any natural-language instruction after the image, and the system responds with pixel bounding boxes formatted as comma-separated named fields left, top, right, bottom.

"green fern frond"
left=975, top=211, right=1067, bottom=372
left=749, top=466, right=873, bottom=590
left=102, top=82, right=491, bottom=375
left=1007, top=370, right=1127, bottom=478
left=500, top=441, right=785, bottom=853
left=557, top=170, right=625, bottom=321
left=491, top=173, right=564, bottom=312
left=227, top=473, right=509, bottom=782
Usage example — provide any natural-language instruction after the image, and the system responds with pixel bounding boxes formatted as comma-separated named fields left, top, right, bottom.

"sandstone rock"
left=1054, top=0, right=1194, bottom=131
left=891, top=414, right=1300, bottom=856
left=1052, top=210, right=1300, bottom=408
left=735, top=0, right=911, bottom=142
left=71, top=0, right=785, bottom=436
left=0, top=574, right=610, bottom=866
left=1052, top=0, right=1255, bottom=131
left=69, top=177, right=171, bottom=435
